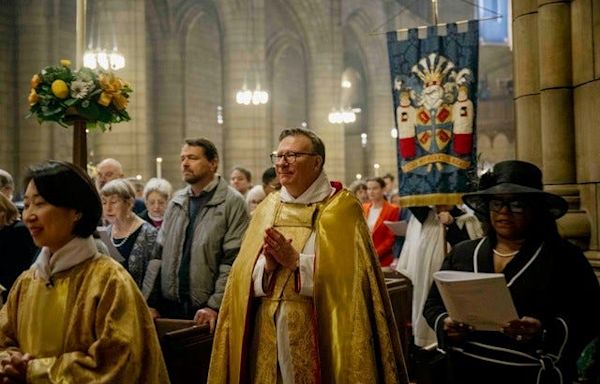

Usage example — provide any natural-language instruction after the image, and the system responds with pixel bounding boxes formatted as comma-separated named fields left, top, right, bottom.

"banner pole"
left=431, top=0, right=439, bottom=25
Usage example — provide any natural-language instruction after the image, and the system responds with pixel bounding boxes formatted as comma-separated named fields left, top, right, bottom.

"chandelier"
left=83, top=0, right=125, bottom=71
left=328, top=108, right=361, bottom=124
left=83, top=48, right=125, bottom=71
left=235, top=2, right=269, bottom=106
left=235, top=84, right=269, bottom=105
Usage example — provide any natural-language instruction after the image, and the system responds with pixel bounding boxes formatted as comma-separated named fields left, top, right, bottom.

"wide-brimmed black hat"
left=462, top=160, right=568, bottom=218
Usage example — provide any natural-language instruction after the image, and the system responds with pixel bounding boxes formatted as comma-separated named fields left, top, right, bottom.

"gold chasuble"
left=0, top=256, right=169, bottom=383
left=208, top=189, right=408, bottom=384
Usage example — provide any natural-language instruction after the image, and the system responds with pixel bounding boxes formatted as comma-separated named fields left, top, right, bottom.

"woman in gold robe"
left=0, top=161, right=169, bottom=383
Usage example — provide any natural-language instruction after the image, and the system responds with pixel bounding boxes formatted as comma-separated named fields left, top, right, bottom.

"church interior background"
left=0, top=0, right=599, bottom=276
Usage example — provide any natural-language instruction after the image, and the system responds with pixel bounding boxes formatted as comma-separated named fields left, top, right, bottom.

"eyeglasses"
left=270, top=152, right=318, bottom=165
left=489, top=198, right=528, bottom=213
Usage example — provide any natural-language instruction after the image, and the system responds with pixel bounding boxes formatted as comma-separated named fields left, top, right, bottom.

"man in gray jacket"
left=154, top=138, right=249, bottom=331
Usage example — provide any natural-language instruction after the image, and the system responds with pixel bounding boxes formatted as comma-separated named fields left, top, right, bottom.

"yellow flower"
left=60, top=59, right=71, bottom=68
left=28, top=88, right=39, bottom=106
left=30, top=74, right=42, bottom=89
left=51, top=79, right=69, bottom=99
left=97, top=73, right=127, bottom=110
left=112, top=94, right=128, bottom=110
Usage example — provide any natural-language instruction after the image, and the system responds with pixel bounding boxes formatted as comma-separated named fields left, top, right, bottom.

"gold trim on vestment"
left=208, top=190, right=409, bottom=384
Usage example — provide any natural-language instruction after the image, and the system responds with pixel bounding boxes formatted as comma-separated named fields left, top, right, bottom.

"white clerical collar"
left=31, top=236, right=98, bottom=282
left=279, top=171, right=334, bottom=204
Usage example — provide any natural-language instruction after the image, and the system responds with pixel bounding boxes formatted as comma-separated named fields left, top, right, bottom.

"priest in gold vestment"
left=208, top=129, right=408, bottom=383
left=0, top=161, right=169, bottom=383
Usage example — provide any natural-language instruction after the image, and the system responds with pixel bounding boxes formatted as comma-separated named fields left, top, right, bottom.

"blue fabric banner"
left=387, top=21, right=479, bottom=207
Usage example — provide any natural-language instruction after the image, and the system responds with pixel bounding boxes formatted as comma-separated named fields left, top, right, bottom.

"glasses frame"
left=488, top=198, right=528, bottom=213
left=270, top=151, right=318, bottom=165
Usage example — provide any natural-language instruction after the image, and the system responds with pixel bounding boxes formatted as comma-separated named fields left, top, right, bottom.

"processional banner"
left=386, top=21, right=479, bottom=207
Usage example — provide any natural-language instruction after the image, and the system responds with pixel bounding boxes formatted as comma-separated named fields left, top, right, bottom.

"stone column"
left=0, top=3, right=17, bottom=177
left=17, top=1, right=55, bottom=176
left=307, top=1, right=345, bottom=182
left=150, top=37, right=185, bottom=185
left=512, top=0, right=542, bottom=166
left=571, top=0, right=600, bottom=275
left=93, top=0, right=150, bottom=179
left=221, top=0, right=270, bottom=179
left=538, top=0, right=575, bottom=185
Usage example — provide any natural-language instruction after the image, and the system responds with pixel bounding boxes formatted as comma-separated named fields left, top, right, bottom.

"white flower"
left=70, top=80, right=93, bottom=99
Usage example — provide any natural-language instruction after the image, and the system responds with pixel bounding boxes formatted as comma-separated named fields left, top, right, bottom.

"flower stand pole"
left=72, top=119, right=87, bottom=169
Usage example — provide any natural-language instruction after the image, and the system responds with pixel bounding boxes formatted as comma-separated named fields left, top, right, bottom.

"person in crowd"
left=0, top=193, right=37, bottom=301
left=389, top=193, right=411, bottom=261
left=383, top=173, right=398, bottom=201
left=140, top=177, right=173, bottom=229
left=96, top=158, right=145, bottom=213
left=208, top=128, right=408, bottom=384
left=398, top=203, right=482, bottom=347
left=0, top=169, right=14, bottom=201
left=100, top=179, right=158, bottom=289
left=423, top=160, right=600, bottom=383
left=363, top=177, right=400, bottom=267
left=229, top=166, right=252, bottom=197
left=0, top=161, right=168, bottom=382
left=245, top=166, right=280, bottom=213
left=349, top=179, right=369, bottom=204
left=153, top=138, right=249, bottom=330
left=96, top=158, right=124, bottom=190
left=126, top=177, right=147, bottom=214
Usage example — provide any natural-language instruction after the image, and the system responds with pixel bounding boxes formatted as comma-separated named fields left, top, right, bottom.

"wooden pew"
left=155, top=319, right=214, bottom=384
left=153, top=271, right=413, bottom=383
left=383, top=268, right=414, bottom=375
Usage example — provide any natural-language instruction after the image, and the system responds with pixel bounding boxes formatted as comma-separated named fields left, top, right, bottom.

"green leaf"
left=78, top=102, right=100, bottom=121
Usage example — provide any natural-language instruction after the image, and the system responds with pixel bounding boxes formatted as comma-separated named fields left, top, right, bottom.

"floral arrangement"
left=27, top=60, right=132, bottom=131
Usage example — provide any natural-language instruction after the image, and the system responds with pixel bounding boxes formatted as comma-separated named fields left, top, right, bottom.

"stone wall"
left=512, top=0, right=600, bottom=275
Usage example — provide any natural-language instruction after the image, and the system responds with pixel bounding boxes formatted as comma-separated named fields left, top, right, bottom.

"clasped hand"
left=444, top=315, right=542, bottom=344
left=262, top=227, right=298, bottom=272
left=0, top=351, right=31, bottom=383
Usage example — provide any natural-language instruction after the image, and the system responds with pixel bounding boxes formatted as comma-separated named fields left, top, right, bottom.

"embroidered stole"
left=250, top=202, right=319, bottom=384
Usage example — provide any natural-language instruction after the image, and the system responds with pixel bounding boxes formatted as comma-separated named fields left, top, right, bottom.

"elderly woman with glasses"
left=0, top=161, right=168, bottom=382
left=423, top=160, right=600, bottom=383
left=100, top=179, right=158, bottom=289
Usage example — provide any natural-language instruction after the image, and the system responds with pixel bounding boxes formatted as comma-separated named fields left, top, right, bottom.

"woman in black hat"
left=423, top=160, right=600, bottom=383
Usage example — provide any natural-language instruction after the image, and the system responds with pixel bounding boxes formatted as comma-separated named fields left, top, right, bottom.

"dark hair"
left=184, top=138, right=219, bottom=162
left=383, top=173, right=394, bottom=182
left=262, top=167, right=277, bottom=185
left=366, top=177, right=386, bottom=189
left=279, top=128, right=326, bottom=168
left=231, top=166, right=252, bottom=183
left=24, top=161, right=101, bottom=238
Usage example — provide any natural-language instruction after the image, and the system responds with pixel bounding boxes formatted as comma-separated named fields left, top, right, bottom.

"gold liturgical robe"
left=208, top=188, right=408, bottom=384
left=0, top=255, right=169, bottom=383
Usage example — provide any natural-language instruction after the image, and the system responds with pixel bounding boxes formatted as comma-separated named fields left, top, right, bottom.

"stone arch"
left=477, top=133, right=492, bottom=162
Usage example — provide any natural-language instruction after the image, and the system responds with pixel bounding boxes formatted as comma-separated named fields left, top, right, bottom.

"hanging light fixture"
left=235, top=2, right=269, bottom=106
left=328, top=108, right=361, bottom=124
left=83, top=0, right=125, bottom=70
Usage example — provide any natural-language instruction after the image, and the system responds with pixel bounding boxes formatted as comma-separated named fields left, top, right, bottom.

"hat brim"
left=462, top=183, right=568, bottom=219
